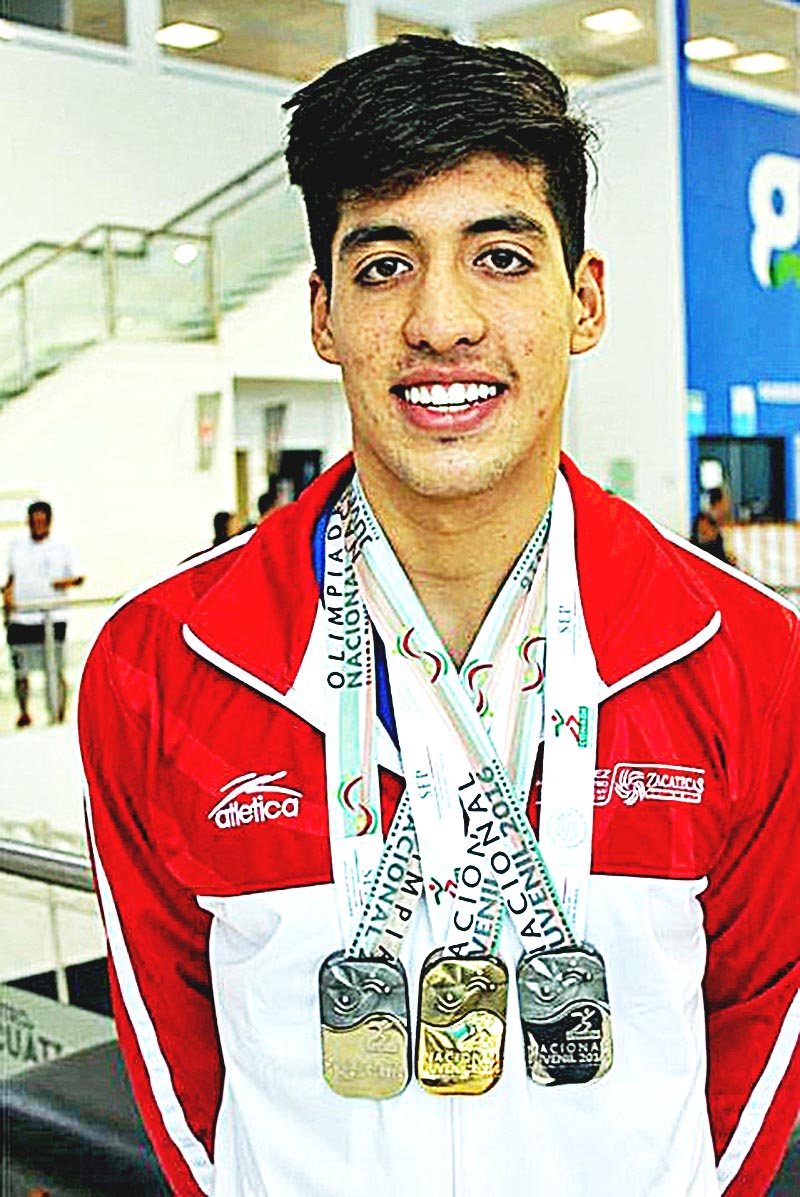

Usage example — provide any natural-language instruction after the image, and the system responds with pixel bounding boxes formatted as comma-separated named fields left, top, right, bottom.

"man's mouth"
left=391, top=381, right=506, bottom=411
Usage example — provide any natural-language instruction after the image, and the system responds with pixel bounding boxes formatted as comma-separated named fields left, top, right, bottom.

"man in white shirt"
left=3, top=500, right=84, bottom=726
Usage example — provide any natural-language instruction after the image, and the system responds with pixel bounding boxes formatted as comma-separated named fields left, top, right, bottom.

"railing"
left=727, top=524, right=800, bottom=609
left=0, top=837, right=93, bottom=892
left=2, top=594, right=121, bottom=727
left=0, top=153, right=310, bottom=400
left=159, top=149, right=286, bottom=234
left=0, top=815, right=100, bottom=1010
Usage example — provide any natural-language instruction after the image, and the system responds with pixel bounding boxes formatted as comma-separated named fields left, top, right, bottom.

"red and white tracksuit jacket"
left=79, top=455, right=800, bottom=1197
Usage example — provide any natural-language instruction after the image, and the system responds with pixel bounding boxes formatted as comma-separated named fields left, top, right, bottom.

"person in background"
left=3, top=500, right=84, bottom=727
left=707, top=485, right=732, bottom=527
left=690, top=510, right=729, bottom=563
left=257, top=482, right=276, bottom=523
left=706, top=485, right=738, bottom=566
left=256, top=476, right=282, bottom=524
left=211, top=511, right=238, bottom=547
left=79, top=36, right=798, bottom=1197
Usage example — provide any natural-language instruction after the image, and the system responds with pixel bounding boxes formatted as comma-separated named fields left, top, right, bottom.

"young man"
left=79, top=37, right=799, bottom=1197
left=4, top=500, right=84, bottom=726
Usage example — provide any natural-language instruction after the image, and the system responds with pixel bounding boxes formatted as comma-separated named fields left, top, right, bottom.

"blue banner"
left=682, top=84, right=799, bottom=513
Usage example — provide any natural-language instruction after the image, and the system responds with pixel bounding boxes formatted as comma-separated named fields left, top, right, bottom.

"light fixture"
left=732, top=51, right=790, bottom=75
left=155, top=22, right=222, bottom=51
left=173, top=243, right=199, bottom=266
left=581, top=8, right=643, bottom=35
left=685, top=36, right=738, bottom=62
left=0, top=18, right=18, bottom=40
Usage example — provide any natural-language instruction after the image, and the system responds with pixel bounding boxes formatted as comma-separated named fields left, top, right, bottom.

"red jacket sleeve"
left=703, top=616, right=800, bottom=1196
left=78, top=619, right=222, bottom=1197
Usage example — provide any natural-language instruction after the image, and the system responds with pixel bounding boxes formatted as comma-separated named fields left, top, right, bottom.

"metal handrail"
left=0, top=223, right=104, bottom=301
left=0, top=838, right=93, bottom=893
left=208, top=175, right=292, bottom=232
left=0, top=223, right=214, bottom=302
left=7, top=594, right=122, bottom=614
left=0, top=240, right=63, bottom=288
left=158, top=149, right=285, bottom=233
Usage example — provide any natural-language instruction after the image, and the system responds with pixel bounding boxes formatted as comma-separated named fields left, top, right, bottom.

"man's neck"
left=358, top=456, right=557, bottom=667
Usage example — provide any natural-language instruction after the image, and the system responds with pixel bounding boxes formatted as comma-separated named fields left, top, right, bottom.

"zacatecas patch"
left=593, top=764, right=704, bottom=808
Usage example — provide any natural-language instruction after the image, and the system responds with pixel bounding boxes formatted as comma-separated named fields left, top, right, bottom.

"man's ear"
left=570, top=251, right=606, bottom=356
left=309, top=272, right=340, bottom=365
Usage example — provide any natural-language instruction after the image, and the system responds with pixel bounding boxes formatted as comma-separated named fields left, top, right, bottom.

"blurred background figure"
left=257, top=476, right=280, bottom=524
left=690, top=511, right=730, bottom=564
left=707, top=486, right=733, bottom=529
left=704, top=486, right=738, bottom=566
left=2, top=500, right=84, bottom=727
left=212, top=510, right=239, bottom=547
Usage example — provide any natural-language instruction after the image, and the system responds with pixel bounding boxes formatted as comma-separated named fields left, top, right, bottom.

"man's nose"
left=402, top=266, right=485, bottom=353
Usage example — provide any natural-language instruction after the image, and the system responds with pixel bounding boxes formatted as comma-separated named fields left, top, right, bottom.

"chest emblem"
left=208, top=771, right=302, bottom=829
left=594, top=763, right=705, bottom=807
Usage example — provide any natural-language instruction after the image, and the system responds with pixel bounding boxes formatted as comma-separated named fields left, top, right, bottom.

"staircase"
left=0, top=152, right=310, bottom=401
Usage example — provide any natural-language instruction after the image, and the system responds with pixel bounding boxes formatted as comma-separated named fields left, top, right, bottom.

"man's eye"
left=356, top=257, right=412, bottom=284
left=476, top=248, right=532, bottom=274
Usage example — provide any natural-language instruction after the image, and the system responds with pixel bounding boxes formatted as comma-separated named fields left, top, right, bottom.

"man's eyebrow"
left=338, top=224, right=414, bottom=259
left=464, top=212, right=548, bottom=238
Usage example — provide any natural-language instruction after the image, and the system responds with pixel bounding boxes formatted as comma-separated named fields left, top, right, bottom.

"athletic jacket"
left=79, top=455, right=800, bottom=1197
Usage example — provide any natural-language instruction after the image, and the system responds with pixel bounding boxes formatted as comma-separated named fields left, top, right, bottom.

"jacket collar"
left=184, top=454, right=720, bottom=719
left=559, top=455, right=720, bottom=694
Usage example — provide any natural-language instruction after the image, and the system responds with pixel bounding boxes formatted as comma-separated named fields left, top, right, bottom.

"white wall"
left=0, top=34, right=290, bottom=263
left=565, top=71, right=689, bottom=533
left=234, top=377, right=351, bottom=506
left=221, top=262, right=340, bottom=383
left=0, top=264, right=349, bottom=600
left=0, top=340, right=235, bottom=597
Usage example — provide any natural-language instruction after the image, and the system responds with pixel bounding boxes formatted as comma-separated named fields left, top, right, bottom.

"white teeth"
left=400, top=382, right=500, bottom=407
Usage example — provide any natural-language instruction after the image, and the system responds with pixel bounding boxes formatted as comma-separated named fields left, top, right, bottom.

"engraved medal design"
left=416, top=952, right=508, bottom=1095
left=320, top=951, right=411, bottom=1099
left=517, top=943, right=612, bottom=1086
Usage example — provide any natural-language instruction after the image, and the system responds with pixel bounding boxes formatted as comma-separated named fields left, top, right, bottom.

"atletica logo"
left=397, top=627, right=448, bottom=684
left=610, top=763, right=705, bottom=807
left=208, top=771, right=302, bottom=829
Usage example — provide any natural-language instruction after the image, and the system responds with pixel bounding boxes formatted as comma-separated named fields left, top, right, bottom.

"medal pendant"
left=319, top=951, right=411, bottom=1099
left=416, top=951, right=508, bottom=1096
left=517, top=943, right=613, bottom=1086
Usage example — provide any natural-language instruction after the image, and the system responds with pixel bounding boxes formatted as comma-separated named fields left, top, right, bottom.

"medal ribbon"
left=323, top=468, right=600, bottom=961
left=322, top=501, right=384, bottom=945
left=351, top=470, right=600, bottom=951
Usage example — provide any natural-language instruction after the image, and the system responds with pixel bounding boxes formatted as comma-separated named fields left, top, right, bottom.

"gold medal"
left=416, top=951, right=508, bottom=1095
left=517, top=943, right=613, bottom=1085
left=319, top=952, right=411, bottom=1099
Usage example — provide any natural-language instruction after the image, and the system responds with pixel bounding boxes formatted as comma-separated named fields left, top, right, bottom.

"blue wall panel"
left=682, top=84, right=799, bottom=514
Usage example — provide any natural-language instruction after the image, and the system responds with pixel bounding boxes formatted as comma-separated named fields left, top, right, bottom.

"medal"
left=517, top=943, right=613, bottom=1085
left=319, top=951, right=411, bottom=1099
left=416, top=951, right=508, bottom=1095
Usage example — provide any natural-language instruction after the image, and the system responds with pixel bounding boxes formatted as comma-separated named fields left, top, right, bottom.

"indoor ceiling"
left=57, top=0, right=800, bottom=95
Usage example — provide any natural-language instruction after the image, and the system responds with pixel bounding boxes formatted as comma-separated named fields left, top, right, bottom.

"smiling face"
left=311, top=153, right=605, bottom=507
